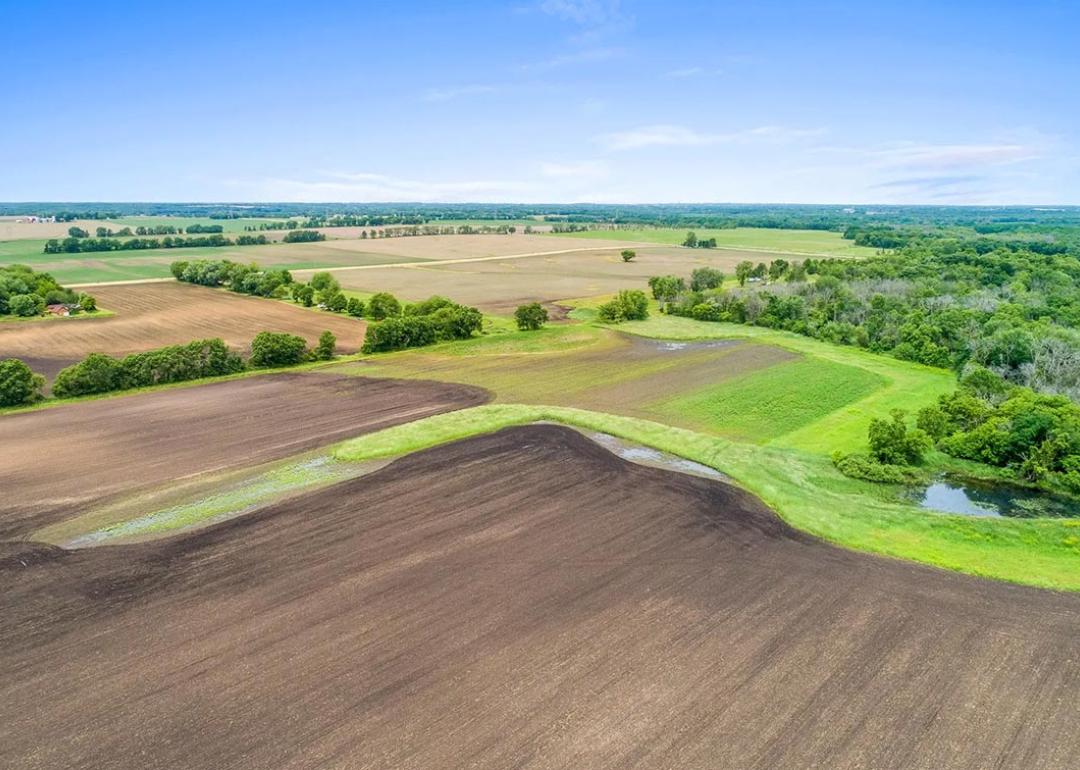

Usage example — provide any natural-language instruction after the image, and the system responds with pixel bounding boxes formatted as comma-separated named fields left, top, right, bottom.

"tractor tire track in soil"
left=1, top=425, right=1077, bottom=769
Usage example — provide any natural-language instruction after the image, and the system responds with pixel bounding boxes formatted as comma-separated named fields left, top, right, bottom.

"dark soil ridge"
left=1, top=425, right=1077, bottom=769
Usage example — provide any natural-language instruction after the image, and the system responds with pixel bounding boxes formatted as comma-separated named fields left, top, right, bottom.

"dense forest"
left=650, top=234, right=1080, bottom=401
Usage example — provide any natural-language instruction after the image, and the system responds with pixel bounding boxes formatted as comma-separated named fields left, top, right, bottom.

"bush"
left=361, top=316, right=438, bottom=353
left=514, top=302, right=549, bottom=331
left=620, top=249, right=636, bottom=262
left=8, top=294, right=44, bottom=317
left=832, top=451, right=917, bottom=484
left=405, top=296, right=454, bottom=316
left=597, top=290, right=649, bottom=323
left=346, top=297, right=365, bottom=317
left=78, top=293, right=97, bottom=312
left=310, top=272, right=339, bottom=293
left=314, top=330, right=337, bottom=361
left=250, top=332, right=310, bottom=367
left=291, top=283, right=315, bottom=307
left=52, top=353, right=127, bottom=398
left=690, top=267, right=724, bottom=292
left=282, top=230, right=326, bottom=243
left=429, top=304, right=483, bottom=340
left=323, top=291, right=348, bottom=313
left=367, top=292, right=402, bottom=320
left=868, top=409, right=932, bottom=465
left=0, top=358, right=45, bottom=407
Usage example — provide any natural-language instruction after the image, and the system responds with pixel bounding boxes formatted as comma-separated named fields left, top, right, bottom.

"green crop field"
left=653, top=357, right=887, bottom=443
left=548, top=226, right=879, bottom=258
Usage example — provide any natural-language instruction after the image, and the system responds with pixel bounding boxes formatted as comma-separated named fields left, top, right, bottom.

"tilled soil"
left=0, top=373, right=487, bottom=538
left=0, top=282, right=368, bottom=382
left=1, top=425, right=1076, bottom=769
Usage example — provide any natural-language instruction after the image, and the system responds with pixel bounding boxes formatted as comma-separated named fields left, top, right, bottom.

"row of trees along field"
left=67, top=224, right=227, bottom=239
left=648, top=238, right=1080, bottom=401
left=0, top=331, right=338, bottom=407
left=44, top=233, right=274, bottom=254
left=0, top=265, right=96, bottom=317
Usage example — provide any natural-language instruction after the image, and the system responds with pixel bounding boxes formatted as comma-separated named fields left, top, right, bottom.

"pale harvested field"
left=0, top=282, right=366, bottom=381
left=0, top=218, right=130, bottom=241
left=2, top=426, right=1077, bottom=769
left=325, top=245, right=782, bottom=311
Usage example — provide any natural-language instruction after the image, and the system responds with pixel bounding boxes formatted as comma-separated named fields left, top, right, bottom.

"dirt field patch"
left=324, top=244, right=782, bottom=312
left=1, top=426, right=1076, bottom=769
left=0, top=372, right=487, bottom=538
left=0, top=282, right=367, bottom=381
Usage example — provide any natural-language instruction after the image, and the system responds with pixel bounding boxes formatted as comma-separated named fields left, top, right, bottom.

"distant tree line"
left=282, top=229, right=326, bottom=243
left=171, top=259, right=293, bottom=298
left=44, top=233, right=268, bottom=254
left=1, top=330, right=341, bottom=407
left=0, top=264, right=96, bottom=317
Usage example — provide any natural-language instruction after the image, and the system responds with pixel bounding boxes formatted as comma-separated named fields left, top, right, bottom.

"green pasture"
left=548, top=226, right=879, bottom=258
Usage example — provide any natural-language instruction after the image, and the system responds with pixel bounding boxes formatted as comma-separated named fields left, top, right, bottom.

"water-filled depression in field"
left=2, top=426, right=1076, bottom=770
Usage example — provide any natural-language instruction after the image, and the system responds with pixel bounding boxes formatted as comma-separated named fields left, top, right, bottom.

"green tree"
left=597, top=290, right=649, bottom=323
left=8, top=294, right=44, bottom=317
left=52, top=353, right=126, bottom=398
left=78, top=293, right=97, bottom=312
left=367, top=292, right=402, bottom=320
left=310, top=272, right=339, bottom=293
left=250, top=332, right=309, bottom=367
left=291, top=283, right=315, bottom=307
left=0, top=358, right=45, bottom=407
left=868, top=410, right=931, bottom=465
left=514, top=302, right=549, bottom=331
left=621, top=249, right=636, bottom=262
left=690, top=267, right=724, bottom=292
left=324, top=291, right=348, bottom=313
left=346, top=297, right=366, bottom=317
left=682, top=231, right=698, bottom=248
left=314, top=330, right=337, bottom=360
left=735, top=261, right=753, bottom=286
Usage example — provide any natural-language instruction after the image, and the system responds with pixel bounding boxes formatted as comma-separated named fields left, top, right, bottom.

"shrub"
left=310, top=272, right=339, bottom=293
left=52, top=353, right=126, bottom=398
left=250, top=332, right=309, bottom=367
left=367, top=292, right=402, bottom=320
left=291, top=283, right=315, bottom=307
left=405, top=296, right=454, bottom=316
left=690, top=267, right=724, bottom=292
left=346, top=297, right=365, bottom=317
left=620, top=249, right=636, bottom=262
left=868, top=409, right=932, bottom=465
left=8, top=294, right=44, bottom=317
left=323, top=291, right=348, bottom=313
left=597, top=290, right=649, bottom=323
left=314, top=330, right=337, bottom=361
left=429, top=304, right=483, bottom=340
left=0, top=358, right=45, bottom=407
left=361, top=316, right=438, bottom=353
left=832, top=451, right=917, bottom=484
left=78, top=293, right=97, bottom=312
left=514, top=302, right=549, bottom=331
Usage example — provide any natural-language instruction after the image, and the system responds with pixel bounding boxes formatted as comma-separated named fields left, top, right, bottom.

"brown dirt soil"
left=0, top=372, right=487, bottom=538
left=326, top=245, right=783, bottom=312
left=0, top=282, right=367, bottom=381
left=2, top=425, right=1077, bottom=770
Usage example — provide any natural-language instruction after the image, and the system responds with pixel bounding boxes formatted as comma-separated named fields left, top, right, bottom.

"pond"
left=911, top=478, right=1079, bottom=519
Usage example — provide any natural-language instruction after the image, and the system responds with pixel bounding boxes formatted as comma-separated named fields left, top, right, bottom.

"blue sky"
left=2, top=0, right=1077, bottom=204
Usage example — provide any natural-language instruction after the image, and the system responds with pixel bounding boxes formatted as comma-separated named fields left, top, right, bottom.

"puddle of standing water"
left=583, top=431, right=729, bottom=481
left=911, top=479, right=1078, bottom=519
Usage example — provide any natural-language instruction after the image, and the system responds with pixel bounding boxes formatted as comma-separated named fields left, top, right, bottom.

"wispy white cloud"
left=250, top=172, right=534, bottom=203
left=538, top=0, right=624, bottom=26
left=875, top=142, right=1040, bottom=170
left=666, top=66, right=704, bottom=78
left=598, top=124, right=824, bottom=151
left=527, top=46, right=623, bottom=69
left=539, top=160, right=609, bottom=179
left=422, top=84, right=497, bottom=102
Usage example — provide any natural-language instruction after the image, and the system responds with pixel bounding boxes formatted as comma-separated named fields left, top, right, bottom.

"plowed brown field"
left=0, top=282, right=366, bottom=381
left=0, top=372, right=487, bottom=538
left=2, top=426, right=1077, bottom=770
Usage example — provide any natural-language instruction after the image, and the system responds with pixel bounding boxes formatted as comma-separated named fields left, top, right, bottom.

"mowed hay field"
left=2, top=427, right=1077, bottom=770
left=321, top=243, right=783, bottom=313
left=0, top=372, right=487, bottom=538
left=0, top=282, right=367, bottom=381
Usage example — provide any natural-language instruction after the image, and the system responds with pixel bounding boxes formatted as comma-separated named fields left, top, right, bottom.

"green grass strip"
left=335, top=404, right=1080, bottom=592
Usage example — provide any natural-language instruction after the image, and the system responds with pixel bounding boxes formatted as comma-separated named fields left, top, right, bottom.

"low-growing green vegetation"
left=514, top=302, right=549, bottom=331
left=597, top=289, right=649, bottom=323
left=361, top=295, right=483, bottom=353
left=653, top=357, right=886, bottom=442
